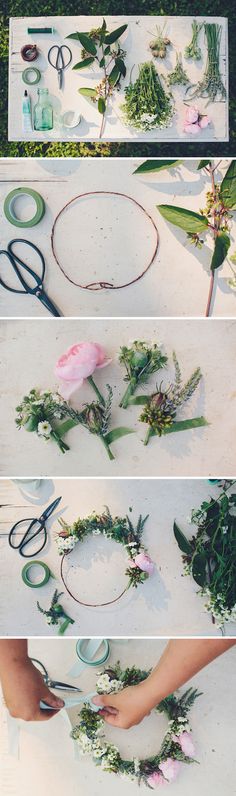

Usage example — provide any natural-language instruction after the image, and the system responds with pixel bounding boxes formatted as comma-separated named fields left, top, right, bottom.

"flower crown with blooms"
left=56, top=507, right=154, bottom=599
left=15, top=340, right=207, bottom=462
left=173, top=479, right=236, bottom=631
left=71, top=662, right=201, bottom=788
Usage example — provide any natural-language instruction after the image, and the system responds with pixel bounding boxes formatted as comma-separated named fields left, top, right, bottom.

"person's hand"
left=92, top=681, right=155, bottom=729
left=2, top=657, right=64, bottom=721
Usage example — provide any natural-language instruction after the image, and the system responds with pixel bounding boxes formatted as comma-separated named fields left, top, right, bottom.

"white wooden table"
left=1, top=638, right=235, bottom=796
left=8, top=16, right=228, bottom=142
left=0, top=158, right=235, bottom=318
left=1, top=478, right=235, bottom=637
left=0, top=318, right=236, bottom=477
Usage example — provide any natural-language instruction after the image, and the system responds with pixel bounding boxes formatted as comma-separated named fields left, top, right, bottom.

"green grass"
left=1, top=0, right=235, bottom=157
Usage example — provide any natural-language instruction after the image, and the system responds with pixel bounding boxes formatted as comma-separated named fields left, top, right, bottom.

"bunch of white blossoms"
left=55, top=534, right=78, bottom=554
left=204, top=589, right=236, bottom=628
left=96, top=673, right=123, bottom=694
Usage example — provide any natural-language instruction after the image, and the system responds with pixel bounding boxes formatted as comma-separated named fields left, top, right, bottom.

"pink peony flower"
left=159, top=759, right=181, bottom=782
left=55, top=342, right=111, bottom=399
left=172, top=731, right=195, bottom=758
left=147, top=771, right=166, bottom=788
left=183, top=106, right=210, bottom=135
left=133, top=552, right=155, bottom=575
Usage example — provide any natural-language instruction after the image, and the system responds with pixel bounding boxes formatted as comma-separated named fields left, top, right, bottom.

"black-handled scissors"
left=48, top=45, right=72, bottom=90
left=30, top=659, right=82, bottom=692
left=0, top=239, right=62, bottom=317
left=8, top=497, right=62, bottom=558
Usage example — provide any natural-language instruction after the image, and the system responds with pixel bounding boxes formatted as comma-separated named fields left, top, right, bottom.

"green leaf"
left=128, top=395, right=149, bottom=405
left=157, top=205, right=209, bottom=233
left=115, top=57, right=126, bottom=77
left=197, top=160, right=211, bottom=170
left=79, top=87, right=97, bottom=99
left=109, top=64, right=121, bottom=86
left=104, top=427, right=134, bottom=445
left=134, top=159, right=181, bottom=175
left=104, top=24, right=127, bottom=44
left=192, top=553, right=207, bottom=587
left=104, top=45, right=111, bottom=55
left=164, top=416, right=209, bottom=433
left=204, top=500, right=220, bottom=536
left=173, top=521, right=193, bottom=554
left=98, top=97, right=106, bottom=114
left=24, top=416, right=39, bottom=432
left=73, top=57, right=95, bottom=70
left=72, top=32, right=97, bottom=56
left=56, top=419, right=79, bottom=437
left=220, top=160, right=236, bottom=209
left=210, top=232, right=230, bottom=272
left=66, top=32, right=84, bottom=41
left=99, top=57, right=105, bottom=67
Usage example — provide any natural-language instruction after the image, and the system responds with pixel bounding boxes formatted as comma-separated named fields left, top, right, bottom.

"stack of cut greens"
left=174, top=483, right=236, bottom=630
left=121, top=62, right=173, bottom=131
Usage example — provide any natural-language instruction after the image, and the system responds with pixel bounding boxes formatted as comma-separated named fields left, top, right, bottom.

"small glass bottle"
left=34, top=88, right=53, bottom=131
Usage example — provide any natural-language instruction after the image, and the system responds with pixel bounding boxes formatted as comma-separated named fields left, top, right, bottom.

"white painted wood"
left=0, top=318, right=235, bottom=477
left=8, top=16, right=228, bottom=142
left=1, top=478, right=235, bottom=637
left=1, top=639, right=236, bottom=796
left=0, top=158, right=235, bottom=318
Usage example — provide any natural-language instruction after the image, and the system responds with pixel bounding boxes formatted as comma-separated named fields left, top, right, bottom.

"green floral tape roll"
left=22, top=67, right=41, bottom=84
left=4, top=187, right=45, bottom=228
left=21, top=560, right=53, bottom=588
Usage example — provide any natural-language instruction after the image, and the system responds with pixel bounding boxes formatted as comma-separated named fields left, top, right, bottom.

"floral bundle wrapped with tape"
left=173, top=481, right=236, bottom=630
left=71, top=662, right=201, bottom=787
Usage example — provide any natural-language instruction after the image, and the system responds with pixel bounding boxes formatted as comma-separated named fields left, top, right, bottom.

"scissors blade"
left=36, top=287, right=62, bottom=317
left=41, top=496, right=62, bottom=523
left=49, top=681, right=83, bottom=692
left=58, top=69, right=63, bottom=90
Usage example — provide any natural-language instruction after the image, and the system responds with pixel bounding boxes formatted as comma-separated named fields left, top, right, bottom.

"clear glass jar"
left=34, top=88, right=53, bottom=131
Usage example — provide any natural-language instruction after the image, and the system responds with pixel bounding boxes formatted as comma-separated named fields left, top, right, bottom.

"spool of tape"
left=21, top=560, right=53, bottom=588
left=21, top=44, right=38, bottom=62
left=76, top=638, right=110, bottom=666
left=22, top=67, right=41, bottom=85
left=4, top=188, right=45, bottom=228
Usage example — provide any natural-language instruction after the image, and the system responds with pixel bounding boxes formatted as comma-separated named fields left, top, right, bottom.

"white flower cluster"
left=55, top=534, right=78, bottom=555
left=203, top=589, right=236, bottom=629
left=96, top=673, right=123, bottom=694
left=46, top=615, right=53, bottom=625
left=168, top=717, right=190, bottom=735
left=125, top=540, right=139, bottom=558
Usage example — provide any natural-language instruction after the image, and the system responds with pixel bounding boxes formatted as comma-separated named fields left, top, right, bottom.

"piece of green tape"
left=4, top=188, right=45, bottom=228
left=22, top=67, right=41, bottom=85
left=21, top=560, right=53, bottom=588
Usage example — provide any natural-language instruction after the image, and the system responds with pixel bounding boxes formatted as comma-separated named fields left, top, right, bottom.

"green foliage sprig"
left=173, top=481, right=236, bottom=630
left=184, top=20, right=203, bottom=61
left=71, top=663, right=201, bottom=786
left=67, top=19, right=127, bottom=138
left=167, top=53, right=190, bottom=87
left=121, top=62, right=173, bottom=131
left=37, top=589, right=74, bottom=635
left=119, top=340, right=167, bottom=409
left=186, top=23, right=226, bottom=103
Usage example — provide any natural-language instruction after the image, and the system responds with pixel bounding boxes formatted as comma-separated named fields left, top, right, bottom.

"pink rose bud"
left=147, top=771, right=166, bottom=788
left=159, top=759, right=181, bottom=782
left=54, top=342, right=111, bottom=399
left=184, top=122, right=201, bottom=135
left=185, top=106, right=199, bottom=124
left=172, top=731, right=195, bottom=758
left=199, top=115, right=210, bottom=129
left=134, top=552, right=154, bottom=575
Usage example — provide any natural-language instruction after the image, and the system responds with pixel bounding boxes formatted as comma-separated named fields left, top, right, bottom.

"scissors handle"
left=0, top=239, right=45, bottom=294
left=8, top=517, right=47, bottom=558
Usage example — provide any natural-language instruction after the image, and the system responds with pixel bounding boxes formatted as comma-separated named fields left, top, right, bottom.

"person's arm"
left=0, top=640, right=64, bottom=721
left=92, top=639, right=236, bottom=729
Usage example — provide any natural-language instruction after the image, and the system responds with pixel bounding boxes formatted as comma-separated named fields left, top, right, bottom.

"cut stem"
left=119, top=380, right=137, bottom=408
left=87, top=375, right=105, bottom=405
left=100, top=434, right=115, bottom=460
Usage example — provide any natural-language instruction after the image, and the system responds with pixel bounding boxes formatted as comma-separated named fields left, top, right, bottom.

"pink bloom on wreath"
left=183, top=106, right=210, bottom=135
left=172, top=731, right=195, bottom=758
left=147, top=771, right=166, bottom=788
left=131, top=552, right=155, bottom=575
left=159, top=759, right=181, bottom=782
left=55, top=342, right=111, bottom=399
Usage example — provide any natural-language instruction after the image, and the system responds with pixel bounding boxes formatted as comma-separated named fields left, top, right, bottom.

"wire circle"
left=60, top=552, right=129, bottom=607
left=51, top=190, right=159, bottom=291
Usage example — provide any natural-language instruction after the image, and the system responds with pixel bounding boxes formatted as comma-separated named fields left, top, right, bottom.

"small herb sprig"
left=137, top=351, right=207, bottom=445
left=67, top=19, right=127, bottom=138
left=119, top=340, right=167, bottom=409
left=186, top=23, right=226, bottom=104
left=173, top=481, right=236, bottom=631
left=121, top=62, right=173, bottom=131
left=167, top=54, right=190, bottom=87
left=37, top=589, right=74, bottom=635
left=185, top=20, right=203, bottom=61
